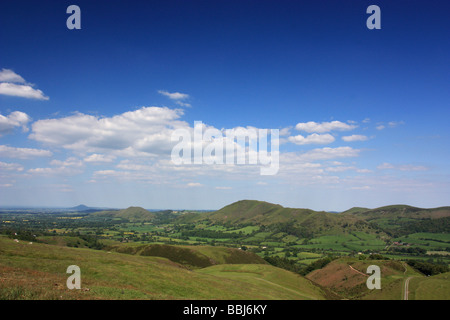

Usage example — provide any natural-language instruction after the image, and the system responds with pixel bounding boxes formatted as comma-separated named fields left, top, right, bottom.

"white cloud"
left=0, top=145, right=52, bottom=159
left=215, top=186, right=232, bottom=190
left=279, top=127, right=292, bottom=136
left=350, top=186, right=371, bottom=190
left=0, top=111, right=31, bottom=136
left=341, top=134, right=368, bottom=142
left=50, top=157, right=83, bottom=168
left=175, top=101, right=192, bottom=108
left=377, top=162, right=395, bottom=169
left=325, top=166, right=355, bottom=172
left=288, top=133, right=335, bottom=145
left=296, top=146, right=360, bottom=162
left=388, top=121, right=404, bottom=128
left=0, top=83, right=49, bottom=100
left=0, top=68, right=49, bottom=100
left=158, top=90, right=189, bottom=100
left=0, top=161, right=24, bottom=172
left=30, top=106, right=188, bottom=156
left=187, top=182, right=203, bottom=187
left=398, top=164, right=428, bottom=171
left=376, top=121, right=404, bottom=131
left=377, top=162, right=428, bottom=171
left=295, top=121, right=357, bottom=133
left=28, top=157, right=84, bottom=176
left=0, top=69, right=26, bottom=83
left=84, top=153, right=116, bottom=163
left=0, top=184, right=13, bottom=188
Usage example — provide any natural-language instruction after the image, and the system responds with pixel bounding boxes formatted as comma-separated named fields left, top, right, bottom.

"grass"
left=408, top=272, right=450, bottom=300
left=197, top=264, right=330, bottom=300
left=0, top=236, right=325, bottom=300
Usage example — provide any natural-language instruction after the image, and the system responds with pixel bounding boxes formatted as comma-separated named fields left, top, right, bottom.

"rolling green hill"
left=92, top=206, right=156, bottom=222
left=0, top=236, right=329, bottom=300
left=341, top=205, right=450, bottom=220
left=186, top=200, right=382, bottom=237
left=407, top=272, right=450, bottom=300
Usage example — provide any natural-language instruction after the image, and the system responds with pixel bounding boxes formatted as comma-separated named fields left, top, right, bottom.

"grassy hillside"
left=105, top=243, right=267, bottom=268
left=0, top=236, right=328, bottom=300
left=407, top=272, right=450, bottom=300
left=92, top=206, right=155, bottom=222
left=191, top=200, right=380, bottom=237
left=305, top=257, right=431, bottom=300
left=198, top=264, right=336, bottom=300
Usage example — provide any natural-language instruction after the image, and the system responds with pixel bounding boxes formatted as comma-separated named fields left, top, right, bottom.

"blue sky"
left=0, top=0, right=449, bottom=210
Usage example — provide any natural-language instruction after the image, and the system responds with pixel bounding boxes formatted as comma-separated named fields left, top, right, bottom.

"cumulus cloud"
left=295, top=121, right=357, bottom=133
left=0, top=111, right=31, bottom=136
left=28, top=157, right=84, bottom=176
left=0, top=145, right=52, bottom=159
left=30, top=106, right=188, bottom=156
left=288, top=133, right=335, bottom=145
left=341, top=134, right=368, bottom=142
left=0, top=69, right=49, bottom=100
left=0, top=69, right=25, bottom=83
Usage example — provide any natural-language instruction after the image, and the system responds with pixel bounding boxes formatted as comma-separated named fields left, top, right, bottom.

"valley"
left=0, top=200, right=449, bottom=300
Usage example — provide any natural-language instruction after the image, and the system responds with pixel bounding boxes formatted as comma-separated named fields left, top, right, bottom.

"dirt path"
left=404, top=276, right=414, bottom=300
left=348, top=264, right=368, bottom=277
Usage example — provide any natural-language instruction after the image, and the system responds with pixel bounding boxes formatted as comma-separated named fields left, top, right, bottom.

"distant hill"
left=70, top=204, right=91, bottom=211
left=341, top=205, right=450, bottom=220
left=181, top=200, right=381, bottom=237
left=176, top=200, right=450, bottom=238
left=91, top=206, right=155, bottom=221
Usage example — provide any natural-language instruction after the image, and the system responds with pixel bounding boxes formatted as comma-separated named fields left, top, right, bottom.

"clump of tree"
left=406, top=259, right=449, bottom=276
left=181, top=229, right=241, bottom=239
left=263, top=256, right=302, bottom=274
left=5, top=229, right=39, bottom=242
left=264, top=255, right=337, bottom=276
left=298, top=256, right=337, bottom=276
left=368, top=253, right=388, bottom=260
left=389, top=217, right=450, bottom=237
left=392, top=247, right=427, bottom=255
